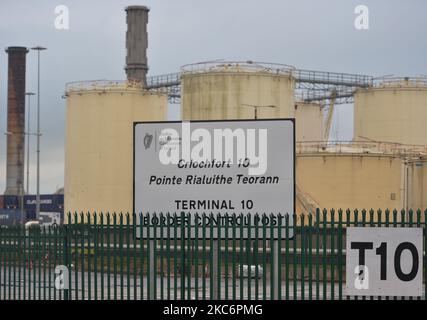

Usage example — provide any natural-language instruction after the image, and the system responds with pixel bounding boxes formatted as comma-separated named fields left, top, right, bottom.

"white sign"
left=133, top=119, right=295, bottom=239
left=39, top=212, right=62, bottom=226
left=346, top=227, right=423, bottom=297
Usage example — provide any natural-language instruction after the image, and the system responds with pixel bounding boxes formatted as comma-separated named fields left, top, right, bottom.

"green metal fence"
left=0, top=209, right=425, bottom=300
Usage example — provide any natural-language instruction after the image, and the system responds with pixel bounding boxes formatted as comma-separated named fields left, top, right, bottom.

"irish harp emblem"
left=144, top=133, right=153, bottom=149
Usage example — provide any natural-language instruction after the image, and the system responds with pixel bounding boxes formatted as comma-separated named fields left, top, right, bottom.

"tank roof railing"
left=180, top=62, right=373, bottom=88
left=181, top=60, right=296, bottom=76
left=65, top=79, right=144, bottom=93
left=297, top=141, right=427, bottom=158
left=371, top=76, right=427, bottom=88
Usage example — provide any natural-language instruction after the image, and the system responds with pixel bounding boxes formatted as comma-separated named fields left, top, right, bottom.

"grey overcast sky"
left=0, top=0, right=426, bottom=194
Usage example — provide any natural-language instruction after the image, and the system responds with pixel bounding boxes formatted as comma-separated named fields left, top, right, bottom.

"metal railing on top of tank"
left=180, top=60, right=296, bottom=76
left=65, top=80, right=143, bottom=93
left=296, top=140, right=427, bottom=158
left=372, top=76, right=427, bottom=88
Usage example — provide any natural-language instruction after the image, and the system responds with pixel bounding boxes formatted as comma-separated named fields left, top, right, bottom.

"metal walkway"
left=146, top=65, right=373, bottom=104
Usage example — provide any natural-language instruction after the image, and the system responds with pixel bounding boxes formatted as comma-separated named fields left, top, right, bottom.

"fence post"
left=148, top=242, right=156, bottom=300
left=63, top=223, right=69, bottom=301
left=272, top=240, right=280, bottom=299
left=148, top=213, right=156, bottom=300
left=424, top=209, right=427, bottom=301
left=180, top=212, right=185, bottom=300
left=338, top=209, right=343, bottom=300
left=211, top=237, right=219, bottom=299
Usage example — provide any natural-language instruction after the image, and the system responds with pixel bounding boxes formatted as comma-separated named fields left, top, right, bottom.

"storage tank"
left=294, top=102, right=324, bottom=142
left=181, top=61, right=295, bottom=120
left=354, top=77, right=427, bottom=145
left=296, top=142, right=406, bottom=221
left=64, top=81, right=167, bottom=221
left=408, top=157, right=427, bottom=211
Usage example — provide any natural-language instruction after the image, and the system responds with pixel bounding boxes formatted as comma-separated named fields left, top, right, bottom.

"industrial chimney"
left=125, top=5, right=149, bottom=87
left=4, top=46, right=28, bottom=196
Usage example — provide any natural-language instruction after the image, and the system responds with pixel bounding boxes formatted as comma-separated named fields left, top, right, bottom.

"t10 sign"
left=346, top=227, right=423, bottom=297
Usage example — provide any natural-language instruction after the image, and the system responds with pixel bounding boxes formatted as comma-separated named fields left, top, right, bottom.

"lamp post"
left=241, top=104, right=276, bottom=119
left=31, top=46, right=47, bottom=221
left=25, top=92, right=35, bottom=195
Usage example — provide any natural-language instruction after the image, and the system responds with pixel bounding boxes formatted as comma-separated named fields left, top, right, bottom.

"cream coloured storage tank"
left=408, top=157, right=427, bottom=211
left=294, top=102, right=324, bottom=142
left=354, top=77, right=427, bottom=145
left=295, top=142, right=407, bottom=221
left=64, top=80, right=167, bottom=221
left=181, top=61, right=295, bottom=120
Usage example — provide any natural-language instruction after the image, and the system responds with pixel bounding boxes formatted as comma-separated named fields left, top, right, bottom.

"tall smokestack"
left=125, top=5, right=149, bottom=87
left=4, top=46, right=28, bottom=196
